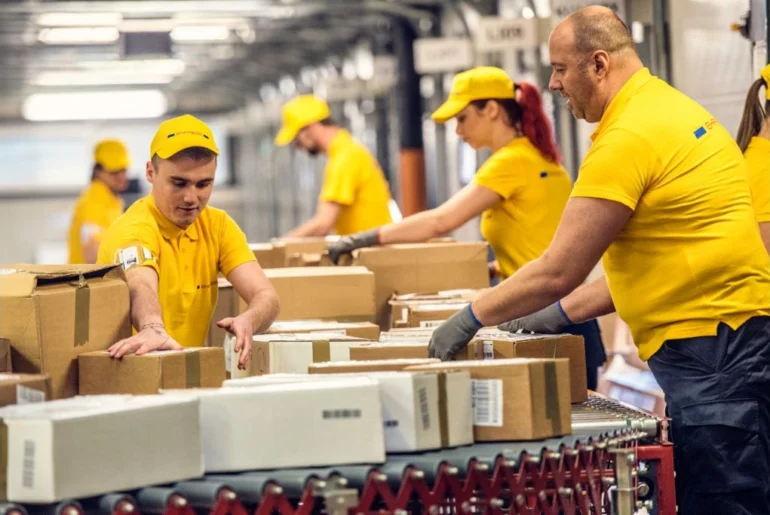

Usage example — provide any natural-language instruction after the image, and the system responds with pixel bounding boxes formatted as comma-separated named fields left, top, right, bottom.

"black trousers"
left=563, top=319, right=606, bottom=391
left=647, top=317, right=770, bottom=515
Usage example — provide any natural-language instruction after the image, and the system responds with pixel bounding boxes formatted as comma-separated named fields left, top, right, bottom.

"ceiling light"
left=22, top=90, right=167, bottom=122
left=522, top=7, right=535, bottom=19
left=37, top=12, right=122, bottom=27
left=170, top=25, right=229, bottom=42
left=38, top=27, right=119, bottom=45
left=33, top=71, right=173, bottom=87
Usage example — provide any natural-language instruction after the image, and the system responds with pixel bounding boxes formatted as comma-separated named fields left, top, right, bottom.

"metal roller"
left=135, top=487, right=187, bottom=514
left=0, top=504, right=28, bottom=515
left=25, top=501, right=82, bottom=515
left=173, top=480, right=231, bottom=508
left=325, top=465, right=380, bottom=488
left=241, top=470, right=322, bottom=498
left=204, top=475, right=272, bottom=505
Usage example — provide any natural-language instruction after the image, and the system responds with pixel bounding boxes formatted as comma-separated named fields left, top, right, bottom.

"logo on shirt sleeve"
left=114, top=245, right=154, bottom=272
left=694, top=118, right=717, bottom=139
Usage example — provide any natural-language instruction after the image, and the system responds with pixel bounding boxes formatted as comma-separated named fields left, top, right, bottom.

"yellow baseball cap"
left=762, top=63, right=770, bottom=99
left=431, top=67, right=516, bottom=124
left=274, top=95, right=331, bottom=146
left=94, top=139, right=130, bottom=172
left=150, top=114, right=219, bottom=160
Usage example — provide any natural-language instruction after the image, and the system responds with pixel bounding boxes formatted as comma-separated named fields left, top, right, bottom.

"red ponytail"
left=516, top=82, right=562, bottom=165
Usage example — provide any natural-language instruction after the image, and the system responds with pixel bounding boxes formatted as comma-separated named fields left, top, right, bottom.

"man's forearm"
left=244, top=289, right=280, bottom=334
left=379, top=209, right=443, bottom=244
left=128, top=280, right=164, bottom=330
left=560, top=276, right=615, bottom=323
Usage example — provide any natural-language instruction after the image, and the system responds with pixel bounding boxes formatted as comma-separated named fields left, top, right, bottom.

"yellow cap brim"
left=155, top=134, right=219, bottom=159
left=102, top=158, right=130, bottom=173
left=274, top=125, right=300, bottom=147
left=431, top=98, right=469, bottom=124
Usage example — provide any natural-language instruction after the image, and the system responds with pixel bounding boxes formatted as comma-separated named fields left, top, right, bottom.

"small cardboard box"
left=406, top=359, right=572, bottom=441
left=162, top=377, right=385, bottom=471
left=0, top=374, right=51, bottom=407
left=349, top=342, right=472, bottom=361
left=0, top=395, right=203, bottom=503
left=257, top=267, right=376, bottom=322
left=248, top=243, right=284, bottom=269
left=226, top=333, right=369, bottom=378
left=78, top=348, right=226, bottom=395
left=390, top=301, right=468, bottom=329
left=0, top=339, right=11, bottom=373
left=468, top=332, right=587, bottom=403
left=267, top=321, right=381, bottom=340
left=309, top=358, right=440, bottom=375
left=0, top=264, right=132, bottom=399
left=270, top=237, right=338, bottom=267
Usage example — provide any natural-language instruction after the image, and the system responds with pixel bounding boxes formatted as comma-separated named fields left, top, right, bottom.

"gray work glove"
left=497, top=301, right=571, bottom=334
left=428, top=305, right=482, bottom=361
left=328, top=229, right=380, bottom=265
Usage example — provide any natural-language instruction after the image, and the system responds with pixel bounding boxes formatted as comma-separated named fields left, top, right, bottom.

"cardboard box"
left=205, top=278, right=239, bottom=348
left=248, top=243, right=284, bottom=269
left=349, top=342, right=471, bottom=361
left=0, top=374, right=50, bottom=407
left=406, top=359, right=572, bottom=441
left=256, top=267, right=376, bottom=322
left=0, top=339, right=10, bottom=373
left=380, top=328, right=437, bottom=341
left=346, top=243, right=489, bottom=328
left=270, top=237, right=338, bottom=267
left=226, top=333, right=370, bottom=378
left=78, top=348, right=226, bottom=395
left=0, top=395, right=203, bottom=503
left=309, top=358, right=440, bottom=374
left=267, top=320, right=381, bottom=340
left=0, top=264, right=131, bottom=399
left=390, top=301, right=468, bottom=329
left=162, top=377, right=385, bottom=471
left=468, top=332, right=587, bottom=403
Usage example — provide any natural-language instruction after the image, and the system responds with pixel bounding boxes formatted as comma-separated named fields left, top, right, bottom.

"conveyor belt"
left=571, top=393, right=663, bottom=439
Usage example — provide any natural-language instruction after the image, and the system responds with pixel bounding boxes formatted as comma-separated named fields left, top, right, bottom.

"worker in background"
left=428, top=7, right=770, bottom=513
left=97, top=114, right=280, bottom=369
left=275, top=94, right=393, bottom=236
left=67, top=139, right=130, bottom=264
left=328, top=66, right=606, bottom=388
left=736, top=62, right=770, bottom=253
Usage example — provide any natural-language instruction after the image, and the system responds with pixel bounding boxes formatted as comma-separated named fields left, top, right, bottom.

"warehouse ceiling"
left=0, top=0, right=476, bottom=122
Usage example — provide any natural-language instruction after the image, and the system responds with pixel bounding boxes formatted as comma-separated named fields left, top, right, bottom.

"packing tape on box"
left=73, top=275, right=90, bottom=347
left=437, top=373, right=450, bottom=447
left=312, top=340, right=330, bottom=363
left=185, top=351, right=201, bottom=389
left=544, top=361, right=563, bottom=434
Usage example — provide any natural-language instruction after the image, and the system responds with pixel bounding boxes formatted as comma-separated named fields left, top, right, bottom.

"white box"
left=163, top=377, right=386, bottom=471
left=2, top=395, right=203, bottom=503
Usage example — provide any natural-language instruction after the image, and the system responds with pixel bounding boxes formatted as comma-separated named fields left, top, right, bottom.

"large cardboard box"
left=162, top=378, right=385, bottom=471
left=0, top=339, right=10, bottom=373
left=78, top=348, right=226, bottom=395
left=0, top=374, right=50, bottom=407
left=226, top=333, right=370, bottom=378
left=309, top=358, right=440, bottom=374
left=407, top=359, right=572, bottom=441
left=255, top=267, right=376, bottom=322
left=267, top=320, right=381, bottom=340
left=468, top=332, right=587, bottom=403
left=0, top=265, right=131, bottom=399
left=345, top=243, right=489, bottom=328
left=0, top=395, right=203, bottom=503
left=248, top=243, right=284, bottom=269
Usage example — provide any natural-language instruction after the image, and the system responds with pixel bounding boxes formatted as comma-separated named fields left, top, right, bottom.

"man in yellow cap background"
left=67, top=139, right=130, bottom=264
left=275, top=94, right=393, bottom=236
left=97, top=114, right=280, bottom=369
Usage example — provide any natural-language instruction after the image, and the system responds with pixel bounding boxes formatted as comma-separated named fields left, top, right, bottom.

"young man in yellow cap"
left=97, top=114, right=280, bottom=369
left=275, top=94, right=393, bottom=236
left=67, top=139, right=130, bottom=264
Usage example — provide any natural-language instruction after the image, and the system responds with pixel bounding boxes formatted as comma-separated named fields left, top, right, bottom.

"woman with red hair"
left=329, top=66, right=605, bottom=386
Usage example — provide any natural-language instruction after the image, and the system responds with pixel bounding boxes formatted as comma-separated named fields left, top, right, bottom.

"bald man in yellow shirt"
left=275, top=95, right=393, bottom=236
left=429, top=7, right=770, bottom=514
left=98, top=115, right=280, bottom=369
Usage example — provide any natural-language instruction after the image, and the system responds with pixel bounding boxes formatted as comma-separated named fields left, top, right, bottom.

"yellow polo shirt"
left=572, top=67, right=770, bottom=360
left=744, top=136, right=770, bottom=222
left=473, top=137, right=572, bottom=279
left=97, top=194, right=256, bottom=348
left=320, top=130, right=393, bottom=235
left=68, top=180, right=124, bottom=264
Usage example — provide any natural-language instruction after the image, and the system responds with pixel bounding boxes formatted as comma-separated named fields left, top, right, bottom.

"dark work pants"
left=647, top=317, right=770, bottom=515
left=563, top=319, right=607, bottom=391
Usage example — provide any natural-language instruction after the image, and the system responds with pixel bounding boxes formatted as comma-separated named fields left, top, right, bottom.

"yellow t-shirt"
left=744, top=136, right=770, bottom=222
left=68, top=180, right=124, bottom=264
left=320, top=130, right=393, bottom=235
left=473, top=137, right=572, bottom=279
left=572, top=67, right=770, bottom=361
left=97, top=194, right=256, bottom=348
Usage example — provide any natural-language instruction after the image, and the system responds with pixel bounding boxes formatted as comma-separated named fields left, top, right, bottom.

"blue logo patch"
left=540, top=171, right=548, bottom=178
left=694, top=126, right=707, bottom=139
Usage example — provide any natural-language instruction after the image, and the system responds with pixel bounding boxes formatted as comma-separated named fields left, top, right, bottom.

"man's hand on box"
left=428, top=305, right=482, bottom=361
left=497, top=301, right=571, bottom=334
left=108, top=324, right=183, bottom=359
left=216, top=314, right=254, bottom=370
left=327, top=228, right=380, bottom=265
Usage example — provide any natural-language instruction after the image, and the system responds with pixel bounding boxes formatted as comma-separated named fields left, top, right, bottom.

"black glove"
left=328, top=229, right=380, bottom=265
left=428, top=305, right=483, bottom=361
left=497, top=301, right=571, bottom=334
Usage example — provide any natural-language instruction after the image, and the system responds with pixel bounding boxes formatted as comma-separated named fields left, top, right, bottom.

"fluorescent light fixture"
left=38, top=27, right=119, bottom=44
left=33, top=71, right=173, bottom=86
left=170, top=25, right=229, bottom=42
left=77, top=58, right=186, bottom=75
left=522, top=7, right=535, bottom=19
left=22, top=90, right=167, bottom=122
left=37, top=12, right=122, bottom=27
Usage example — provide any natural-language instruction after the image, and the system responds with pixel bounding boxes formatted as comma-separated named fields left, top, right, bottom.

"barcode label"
left=471, top=379, right=504, bottom=427
left=482, top=341, right=494, bottom=360
left=322, top=409, right=362, bottom=420
left=419, top=320, right=445, bottom=328
left=22, top=440, right=35, bottom=488
left=417, top=387, right=431, bottom=430
left=16, top=385, right=45, bottom=404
